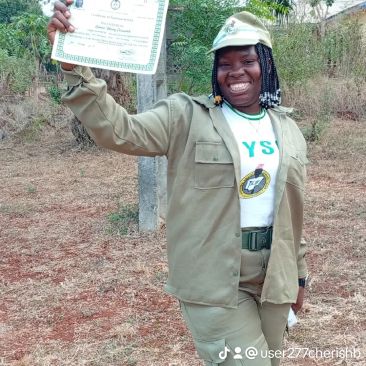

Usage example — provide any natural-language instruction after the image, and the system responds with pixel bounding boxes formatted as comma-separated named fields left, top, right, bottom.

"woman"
left=48, top=3, right=308, bottom=365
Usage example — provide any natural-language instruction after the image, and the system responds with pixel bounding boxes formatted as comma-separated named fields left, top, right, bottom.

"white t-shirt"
left=222, top=102, right=279, bottom=228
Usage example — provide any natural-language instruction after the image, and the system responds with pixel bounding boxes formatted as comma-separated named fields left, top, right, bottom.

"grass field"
left=0, top=116, right=365, bottom=365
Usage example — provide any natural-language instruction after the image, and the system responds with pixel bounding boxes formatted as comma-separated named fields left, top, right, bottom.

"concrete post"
left=137, top=31, right=168, bottom=232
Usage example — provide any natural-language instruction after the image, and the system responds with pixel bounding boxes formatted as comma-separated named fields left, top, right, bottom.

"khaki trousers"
left=180, top=249, right=291, bottom=366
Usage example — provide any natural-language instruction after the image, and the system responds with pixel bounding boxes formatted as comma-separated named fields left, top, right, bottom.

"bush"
left=0, top=0, right=41, bottom=23
left=273, top=17, right=366, bottom=141
left=48, top=83, right=62, bottom=105
left=323, top=18, right=366, bottom=80
left=0, top=49, right=35, bottom=94
left=168, top=0, right=244, bottom=95
left=272, top=23, right=325, bottom=88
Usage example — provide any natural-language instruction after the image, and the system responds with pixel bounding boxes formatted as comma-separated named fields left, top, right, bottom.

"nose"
left=229, top=63, right=246, bottom=77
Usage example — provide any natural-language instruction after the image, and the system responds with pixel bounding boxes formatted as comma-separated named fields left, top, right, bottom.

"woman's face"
left=216, top=45, right=262, bottom=114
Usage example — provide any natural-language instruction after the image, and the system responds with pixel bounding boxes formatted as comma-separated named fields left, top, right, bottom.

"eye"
left=243, top=59, right=256, bottom=65
left=218, top=61, right=231, bottom=67
left=218, top=63, right=231, bottom=70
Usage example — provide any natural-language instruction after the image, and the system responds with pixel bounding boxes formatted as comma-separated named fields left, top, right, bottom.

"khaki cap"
left=208, top=11, right=272, bottom=53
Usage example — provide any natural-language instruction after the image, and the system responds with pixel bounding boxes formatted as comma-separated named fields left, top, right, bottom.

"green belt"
left=241, top=227, right=273, bottom=251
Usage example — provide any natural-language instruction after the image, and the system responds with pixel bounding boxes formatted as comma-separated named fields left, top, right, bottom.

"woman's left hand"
left=291, top=287, right=304, bottom=314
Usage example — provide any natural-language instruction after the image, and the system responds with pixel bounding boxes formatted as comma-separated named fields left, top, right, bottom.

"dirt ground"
left=0, top=117, right=365, bottom=366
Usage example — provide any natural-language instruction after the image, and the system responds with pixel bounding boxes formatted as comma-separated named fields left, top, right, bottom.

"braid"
left=211, top=44, right=281, bottom=109
left=212, top=54, right=224, bottom=106
left=255, top=43, right=281, bottom=108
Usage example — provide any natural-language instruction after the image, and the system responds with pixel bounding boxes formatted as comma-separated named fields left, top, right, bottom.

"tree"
left=0, top=1, right=48, bottom=95
left=70, top=70, right=135, bottom=147
left=13, top=13, right=50, bottom=64
left=0, top=0, right=41, bottom=23
left=11, top=13, right=49, bottom=98
left=168, top=0, right=244, bottom=95
left=308, top=0, right=336, bottom=37
left=246, top=0, right=293, bottom=21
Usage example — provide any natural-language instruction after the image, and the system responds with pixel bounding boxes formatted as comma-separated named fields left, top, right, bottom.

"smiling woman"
left=211, top=13, right=281, bottom=114
left=216, top=46, right=262, bottom=115
left=47, top=4, right=308, bottom=366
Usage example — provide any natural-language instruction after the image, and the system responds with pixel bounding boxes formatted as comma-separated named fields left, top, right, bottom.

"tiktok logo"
left=219, top=346, right=243, bottom=360
left=219, top=346, right=231, bottom=360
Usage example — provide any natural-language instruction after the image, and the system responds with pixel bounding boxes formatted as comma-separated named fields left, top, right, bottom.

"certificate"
left=52, top=0, right=169, bottom=74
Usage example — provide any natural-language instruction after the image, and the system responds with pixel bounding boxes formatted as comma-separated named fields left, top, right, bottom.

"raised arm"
left=47, top=0, right=175, bottom=156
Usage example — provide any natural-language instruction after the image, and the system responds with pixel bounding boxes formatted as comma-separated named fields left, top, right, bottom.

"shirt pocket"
left=286, top=150, right=308, bottom=189
left=194, top=141, right=235, bottom=189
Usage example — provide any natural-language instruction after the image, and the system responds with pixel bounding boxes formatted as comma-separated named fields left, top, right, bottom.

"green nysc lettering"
left=260, top=141, right=275, bottom=155
left=242, top=140, right=276, bottom=157
left=242, top=141, right=256, bottom=157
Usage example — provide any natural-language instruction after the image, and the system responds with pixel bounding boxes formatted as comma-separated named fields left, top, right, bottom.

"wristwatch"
left=298, top=277, right=306, bottom=288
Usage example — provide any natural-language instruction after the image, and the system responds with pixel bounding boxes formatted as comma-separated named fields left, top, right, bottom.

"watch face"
left=298, top=278, right=306, bottom=288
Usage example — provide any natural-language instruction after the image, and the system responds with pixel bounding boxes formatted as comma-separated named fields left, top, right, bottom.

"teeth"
left=230, top=83, right=250, bottom=92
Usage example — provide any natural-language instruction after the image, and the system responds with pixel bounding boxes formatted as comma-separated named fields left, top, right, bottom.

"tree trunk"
left=70, top=116, right=95, bottom=148
left=92, top=69, right=136, bottom=112
left=70, top=70, right=135, bottom=147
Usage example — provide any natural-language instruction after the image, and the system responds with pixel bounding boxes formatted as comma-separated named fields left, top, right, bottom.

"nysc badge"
left=240, top=165, right=271, bottom=199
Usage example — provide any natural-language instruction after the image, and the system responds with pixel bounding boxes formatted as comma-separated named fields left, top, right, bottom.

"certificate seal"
left=111, top=0, right=121, bottom=10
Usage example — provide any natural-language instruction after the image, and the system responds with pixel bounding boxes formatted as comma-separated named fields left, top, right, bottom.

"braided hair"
left=212, top=43, right=281, bottom=109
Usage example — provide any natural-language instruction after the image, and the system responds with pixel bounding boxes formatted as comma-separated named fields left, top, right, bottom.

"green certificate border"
left=54, top=0, right=167, bottom=73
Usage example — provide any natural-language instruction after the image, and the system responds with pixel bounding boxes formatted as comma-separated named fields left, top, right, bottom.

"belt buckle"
left=248, top=232, right=258, bottom=251
left=258, top=232, right=267, bottom=249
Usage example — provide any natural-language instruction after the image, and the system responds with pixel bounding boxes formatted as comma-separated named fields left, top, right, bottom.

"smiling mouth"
left=229, top=82, right=250, bottom=93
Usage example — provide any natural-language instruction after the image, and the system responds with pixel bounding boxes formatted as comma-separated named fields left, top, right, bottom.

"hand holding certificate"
left=49, top=0, right=169, bottom=74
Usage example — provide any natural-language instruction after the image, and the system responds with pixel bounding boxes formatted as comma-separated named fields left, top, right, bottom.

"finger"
left=54, top=0, right=74, bottom=12
left=51, top=11, right=75, bottom=32
left=53, top=0, right=73, bottom=23
left=48, top=18, right=74, bottom=33
left=50, top=10, right=75, bottom=32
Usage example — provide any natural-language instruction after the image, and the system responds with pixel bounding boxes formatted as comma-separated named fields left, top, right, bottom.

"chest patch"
left=240, top=165, right=271, bottom=199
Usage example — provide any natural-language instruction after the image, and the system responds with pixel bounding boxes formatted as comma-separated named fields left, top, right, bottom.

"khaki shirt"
left=62, top=66, right=308, bottom=308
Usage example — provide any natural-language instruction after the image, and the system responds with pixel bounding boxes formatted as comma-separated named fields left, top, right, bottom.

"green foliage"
left=280, top=17, right=366, bottom=139
left=168, top=0, right=243, bottom=94
left=12, top=13, right=50, bottom=63
left=246, top=0, right=291, bottom=20
left=0, top=0, right=42, bottom=23
left=322, top=19, right=366, bottom=80
left=0, top=24, right=23, bottom=57
left=48, top=83, right=62, bottom=104
left=107, top=204, right=139, bottom=236
left=0, top=9, right=50, bottom=95
left=272, top=24, right=325, bottom=87
left=0, top=49, right=35, bottom=93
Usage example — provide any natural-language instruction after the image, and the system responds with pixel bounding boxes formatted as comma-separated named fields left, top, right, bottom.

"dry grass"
left=281, top=118, right=366, bottom=366
left=283, top=77, right=366, bottom=123
left=0, top=97, right=74, bottom=141
left=0, top=117, right=365, bottom=365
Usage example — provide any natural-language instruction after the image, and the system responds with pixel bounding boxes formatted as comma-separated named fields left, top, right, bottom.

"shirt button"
left=233, top=271, right=239, bottom=277
left=235, top=232, right=240, bottom=238
left=213, top=157, right=218, bottom=161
